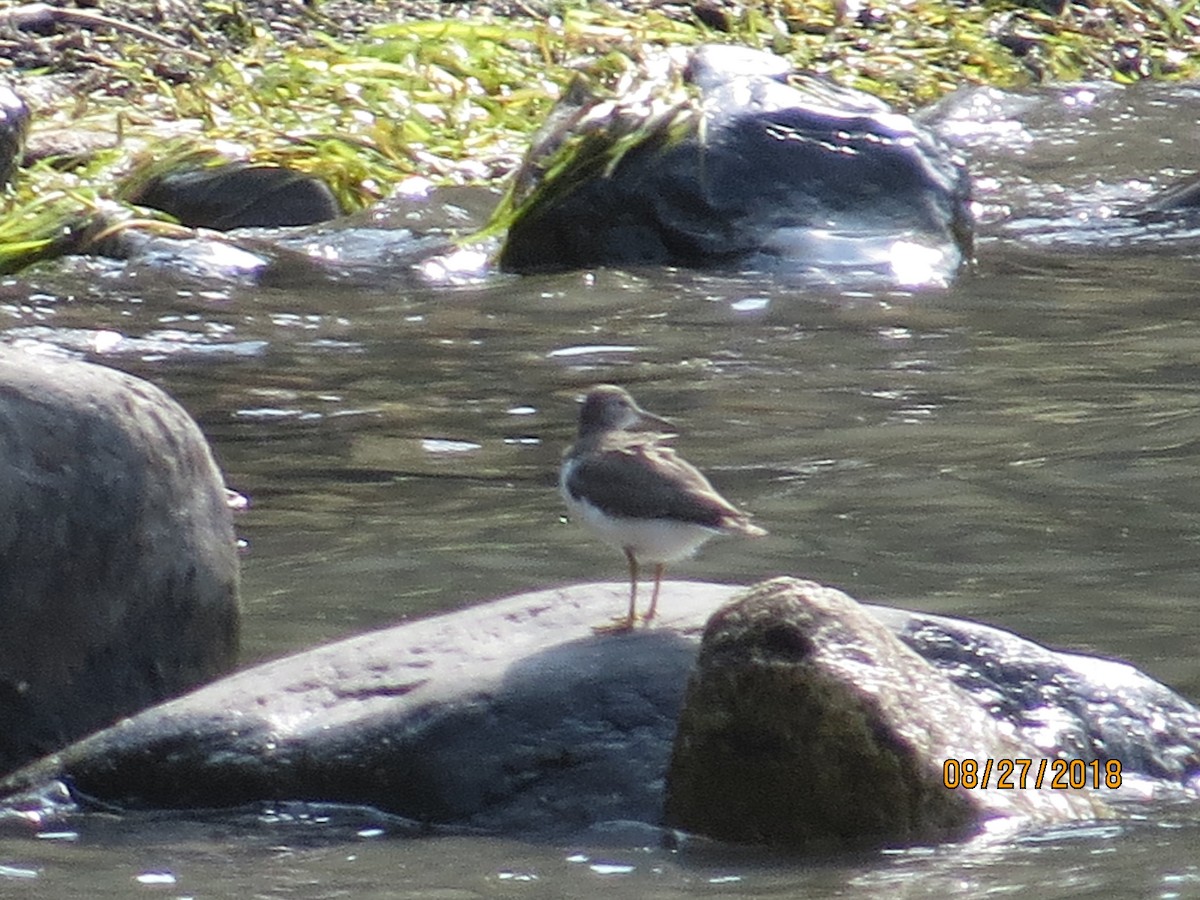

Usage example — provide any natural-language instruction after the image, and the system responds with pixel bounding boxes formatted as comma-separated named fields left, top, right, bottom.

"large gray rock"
left=1, top=579, right=1195, bottom=847
left=0, top=349, right=240, bottom=776
left=498, top=44, right=972, bottom=285
left=0, top=581, right=720, bottom=832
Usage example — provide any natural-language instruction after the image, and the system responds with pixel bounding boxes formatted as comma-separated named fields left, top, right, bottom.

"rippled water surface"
left=5, top=82, right=1200, bottom=897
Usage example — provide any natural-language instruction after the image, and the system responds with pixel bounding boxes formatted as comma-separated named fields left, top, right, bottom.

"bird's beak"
left=633, top=407, right=674, bottom=432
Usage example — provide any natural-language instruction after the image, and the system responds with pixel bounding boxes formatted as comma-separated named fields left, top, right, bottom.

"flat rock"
left=0, top=581, right=732, bottom=832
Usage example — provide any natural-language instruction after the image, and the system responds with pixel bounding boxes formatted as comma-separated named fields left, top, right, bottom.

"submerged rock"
left=0, top=349, right=240, bottom=776
left=498, top=44, right=973, bottom=285
left=664, top=578, right=1104, bottom=850
left=1130, top=171, right=1200, bottom=221
left=2, top=579, right=1196, bottom=848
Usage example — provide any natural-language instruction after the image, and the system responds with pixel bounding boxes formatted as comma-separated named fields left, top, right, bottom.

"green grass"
left=2, top=0, right=1197, bottom=273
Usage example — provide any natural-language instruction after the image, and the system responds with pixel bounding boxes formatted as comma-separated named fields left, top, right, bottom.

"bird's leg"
left=624, top=547, right=640, bottom=627
left=646, top=562, right=666, bottom=622
left=592, top=548, right=639, bottom=634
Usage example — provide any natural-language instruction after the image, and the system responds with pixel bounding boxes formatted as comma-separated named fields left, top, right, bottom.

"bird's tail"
left=724, top=517, right=767, bottom=537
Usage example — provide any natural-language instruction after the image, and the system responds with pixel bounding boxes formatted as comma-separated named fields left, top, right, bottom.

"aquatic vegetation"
left=0, top=0, right=1197, bottom=273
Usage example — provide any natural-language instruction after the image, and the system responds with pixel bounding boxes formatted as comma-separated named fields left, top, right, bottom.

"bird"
left=560, top=384, right=767, bottom=631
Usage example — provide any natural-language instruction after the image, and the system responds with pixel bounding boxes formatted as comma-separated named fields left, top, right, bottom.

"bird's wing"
left=565, top=437, right=749, bottom=529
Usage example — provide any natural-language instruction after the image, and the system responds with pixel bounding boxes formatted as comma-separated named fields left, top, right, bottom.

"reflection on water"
left=4, top=83, right=1200, bottom=895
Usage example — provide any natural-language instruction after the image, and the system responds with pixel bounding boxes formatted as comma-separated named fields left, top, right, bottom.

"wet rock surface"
left=0, top=348, right=240, bottom=776
left=877, top=605, right=1200, bottom=783
left=1, top=579, right=1195, bottom=847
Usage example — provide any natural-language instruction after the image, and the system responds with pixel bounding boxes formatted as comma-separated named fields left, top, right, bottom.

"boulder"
left=664, top=578, right=1105, bottom=850
left=2, top=578, right=1195, bottom=848
left=124, top=161, right=341, bottom=231
left=497, top=44, right=973, bottom=285
left=0, top=349, right=240, bottom=776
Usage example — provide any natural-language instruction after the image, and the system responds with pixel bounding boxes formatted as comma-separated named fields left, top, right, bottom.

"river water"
left=3, top=81, right=1200, bottom=897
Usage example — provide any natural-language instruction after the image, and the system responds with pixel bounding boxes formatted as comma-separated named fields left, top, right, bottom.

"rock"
left=22, top=128, right=121, bottom=170
left=663, top=578, right=1106, bottom=850
left=0, top=349, right=240, bottom=776
left=0, top=83, right=29, bottom=187
left=0, top=581, right=726, bottom=833
left=124, top=161, right=341, bottom=230
left=1, top=578, right=1194, bottom=847
left=1130, top=172, right=1200, bottom=221
left=873, top=604, right=1200, bottom=783
left=498, top=44, right=973, bottom=285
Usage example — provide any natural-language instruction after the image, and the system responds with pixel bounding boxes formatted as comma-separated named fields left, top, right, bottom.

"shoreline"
left=0, top=0, right=1197, bottom=272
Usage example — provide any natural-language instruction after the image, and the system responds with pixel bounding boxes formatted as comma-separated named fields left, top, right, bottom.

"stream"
left=2, top=80, right=1200, bottom=898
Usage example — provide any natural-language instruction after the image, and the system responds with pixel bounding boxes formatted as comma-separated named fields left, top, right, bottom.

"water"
left=4, top=81, right=1200, bottom=896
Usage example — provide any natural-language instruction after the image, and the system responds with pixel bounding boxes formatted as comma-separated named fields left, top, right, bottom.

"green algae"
left=1, top=0, right=1197, bottom=273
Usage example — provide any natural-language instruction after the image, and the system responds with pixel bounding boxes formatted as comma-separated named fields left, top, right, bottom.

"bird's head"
left=577, top=384, right=673, bottom=437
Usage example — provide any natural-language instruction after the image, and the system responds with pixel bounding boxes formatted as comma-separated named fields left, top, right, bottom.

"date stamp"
left=943, top=758, right=1122, bottom=790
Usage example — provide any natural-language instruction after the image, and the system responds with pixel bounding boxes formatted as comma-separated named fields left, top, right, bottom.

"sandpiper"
left=560, top=384, right=767, bottom=631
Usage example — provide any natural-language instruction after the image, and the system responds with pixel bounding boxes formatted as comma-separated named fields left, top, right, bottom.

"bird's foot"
left=591, top=615, right=639, bottom=635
